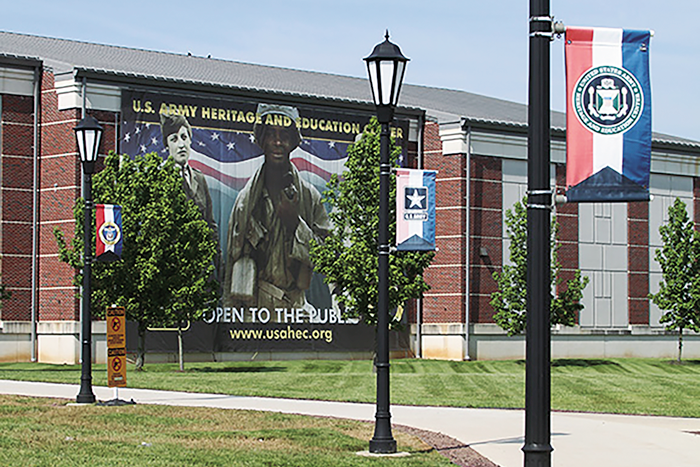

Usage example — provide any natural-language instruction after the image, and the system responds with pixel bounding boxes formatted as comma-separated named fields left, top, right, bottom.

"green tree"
left=310, top=118, right=434, bottom=327
left=55, top=152, right=218, bottom=371
left=649, top=198, right=700, bottom=363
left=490, top=197, right=589, bottom=336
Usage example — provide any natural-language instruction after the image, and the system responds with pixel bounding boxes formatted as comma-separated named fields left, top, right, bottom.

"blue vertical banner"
left=95, top=204, right=123, bottom=262
left=395, top=169, right=436, bottom=251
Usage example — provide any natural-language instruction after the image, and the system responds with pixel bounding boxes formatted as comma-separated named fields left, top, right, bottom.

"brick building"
left=1, top=31, right=699, bottom=363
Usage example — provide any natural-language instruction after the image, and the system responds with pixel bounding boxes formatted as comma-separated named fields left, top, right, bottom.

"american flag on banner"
left=120, top=121, right=350, bottom=200
left=565, top=27, right=652, bottom=203
left=120, top=118, right=353, bottom=257
left=395, top=169, right=436, bottom=251
left=95, top=204, right=123, bottom=262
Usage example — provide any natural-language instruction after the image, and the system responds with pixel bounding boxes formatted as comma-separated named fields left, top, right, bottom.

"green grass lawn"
left=0, top=394, right=452, bottom=467
left=1, top=358, right=699, bottom=417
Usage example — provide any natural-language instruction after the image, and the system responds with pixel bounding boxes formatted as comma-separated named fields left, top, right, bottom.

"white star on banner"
left=123, top=133, right=131, bottom=142
left=407, top=189, right=425, bottom=208
left=211, top=132, right=220, bottom=141
left=151, top=137, right=158, bottom=145
left=198, top=141, right=206, bottom=147
left=227, top=141, right=236, bottom=150
left=139, top=144, right=147, bottom=153
left=328, top=141, right=336, bottom=149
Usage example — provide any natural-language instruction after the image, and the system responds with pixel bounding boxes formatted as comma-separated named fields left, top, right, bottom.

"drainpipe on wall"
left=463, top=122, right=471, bottom=361
left=30, top=64, right=42, bottom=362
left=114, top=112, right=119, bottom=153
left=81, top=77, right=87, bottom=118
left=415, top=113, right=425, bottom=358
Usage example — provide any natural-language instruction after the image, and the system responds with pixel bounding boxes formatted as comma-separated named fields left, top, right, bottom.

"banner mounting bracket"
left=529, top=16, right=566, bottom=41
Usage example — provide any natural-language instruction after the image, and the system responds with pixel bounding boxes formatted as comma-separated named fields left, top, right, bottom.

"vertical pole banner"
left=565, top=27, right=652, bottom=203
left=395, top=169, right=436, bottom=251
left=95, top=204, right=123, bottom=262
left=106, top=306, right=127, bottom=388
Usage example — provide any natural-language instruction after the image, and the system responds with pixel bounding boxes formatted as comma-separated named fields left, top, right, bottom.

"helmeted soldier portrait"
left=223, top=104, right=332, bottom=315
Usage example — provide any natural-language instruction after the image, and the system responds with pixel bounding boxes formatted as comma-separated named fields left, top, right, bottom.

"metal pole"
left=523, top=0, right=552, bottom=466
left=30, top=65, right=40, bottom=362
left=369, top=105, right=397, bottom=454
left=464, top=123, right=471, bottom=361
left=76, top=170, right=95, bottom=403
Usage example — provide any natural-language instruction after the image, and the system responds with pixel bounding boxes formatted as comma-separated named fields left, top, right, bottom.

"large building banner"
left=120, top=90, right=410, bottom=353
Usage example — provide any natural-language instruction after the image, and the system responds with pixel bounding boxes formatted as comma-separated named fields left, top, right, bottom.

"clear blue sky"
left=2, top=0, right=698, bottom=141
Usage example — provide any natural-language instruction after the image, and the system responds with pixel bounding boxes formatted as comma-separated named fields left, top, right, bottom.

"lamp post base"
left=523, top=443, right=553, bottom=467
left=369, top=438, right=397, bottom=454
left=76, top=391, right=96, bottom=404
left=76, top=365, right=95, bottom=403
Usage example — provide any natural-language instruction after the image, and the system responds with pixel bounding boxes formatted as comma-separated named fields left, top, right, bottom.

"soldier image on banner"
left=223, top=104, right=332, bottom=317
left=120, top=90, right=412, bottom=352
left=159, top=113, right=222, bottom=283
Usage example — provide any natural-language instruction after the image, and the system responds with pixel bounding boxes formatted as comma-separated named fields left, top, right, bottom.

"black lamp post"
left=74, top=114, right=103, bottom=404
left=523, top=1, right=553, bottom=465
left=364, top=31, right=408, bottom=455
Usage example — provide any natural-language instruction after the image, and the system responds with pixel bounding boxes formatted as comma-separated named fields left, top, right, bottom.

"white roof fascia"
left=0, top=66, right=34, bottom=96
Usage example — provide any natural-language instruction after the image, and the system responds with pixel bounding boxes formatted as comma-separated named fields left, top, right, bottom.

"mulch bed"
left=395, top=424, right=499, bottom=467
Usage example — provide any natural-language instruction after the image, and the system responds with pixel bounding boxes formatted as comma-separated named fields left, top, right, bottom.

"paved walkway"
left=1, top=380, right=699, bottom=466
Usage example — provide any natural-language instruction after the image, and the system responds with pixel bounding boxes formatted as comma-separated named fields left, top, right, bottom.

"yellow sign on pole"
left=106, top=306, right=127, bottom=387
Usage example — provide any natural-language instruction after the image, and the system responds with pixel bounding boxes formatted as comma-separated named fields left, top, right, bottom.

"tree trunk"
left=678, top=327, right=684, bottom=363
left=177, top=324, right=184, bottom=372
left=135, top=324, right=146, bottom=371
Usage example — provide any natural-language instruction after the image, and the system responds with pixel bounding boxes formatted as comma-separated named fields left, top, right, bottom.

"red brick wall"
left=418, top=123, right=510, bottom=325
left=419, top=123, right=508, bottom=325
left=36, top=70, right=81, bottom=320
left=628, top=201, right=649, bottom=325
left=469, top=154, right=502, bottom=324
left=554, top=164, right=581, bottom=323
left=421, top=122, right=467, bottom=323
left=1, top=94, right=35, bottom=320
left=35, top=71, right=118, bottom=321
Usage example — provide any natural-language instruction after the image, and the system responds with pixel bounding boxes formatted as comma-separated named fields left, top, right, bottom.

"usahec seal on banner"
left=573, top=65, right=644, bottom=135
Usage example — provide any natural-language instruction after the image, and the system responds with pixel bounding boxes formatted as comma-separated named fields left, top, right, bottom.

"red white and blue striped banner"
left=96, top=204, right=123, bottom=262
left=565, top=27, right=652, bottom=203
left=395, top=169, right=436, bottom=251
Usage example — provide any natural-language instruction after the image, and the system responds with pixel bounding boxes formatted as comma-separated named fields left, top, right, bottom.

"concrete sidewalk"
left=1, top=379, right=699, bottom=466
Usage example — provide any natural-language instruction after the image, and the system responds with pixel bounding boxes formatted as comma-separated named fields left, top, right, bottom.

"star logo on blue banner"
left=405, top=187, right=427, bottom=210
